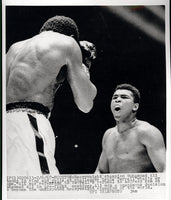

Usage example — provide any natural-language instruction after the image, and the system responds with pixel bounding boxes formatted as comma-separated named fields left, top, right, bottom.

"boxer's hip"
left=6, top=102, right=58, bottom=175
left=6, top=102, right=50, bottom=118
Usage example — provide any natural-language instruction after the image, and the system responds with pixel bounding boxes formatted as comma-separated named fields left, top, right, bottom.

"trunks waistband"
left=6, top=102, right=50, bottom=118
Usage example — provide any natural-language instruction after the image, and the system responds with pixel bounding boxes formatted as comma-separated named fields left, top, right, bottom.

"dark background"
left=6, top=6, right=166, bottom=174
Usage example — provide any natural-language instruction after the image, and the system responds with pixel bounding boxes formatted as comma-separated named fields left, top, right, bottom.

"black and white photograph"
left=2, top=0, right=170, bottom=199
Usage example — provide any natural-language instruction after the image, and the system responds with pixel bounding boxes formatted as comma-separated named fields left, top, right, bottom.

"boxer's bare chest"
left=106, top=129, right=142, bottom=159
left=105, top=128, right=151, bottom=172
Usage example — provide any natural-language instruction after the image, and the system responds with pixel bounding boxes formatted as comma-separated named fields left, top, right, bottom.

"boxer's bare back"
left=6, top=31, right=96, bottom=111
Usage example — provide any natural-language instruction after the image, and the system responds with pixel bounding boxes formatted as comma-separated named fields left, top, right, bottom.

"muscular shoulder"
left=36, top=31, right=79, bottom=54
left=6, top=40, right=29, bottom=67
left=33, top=31, right=81, bottom=65
left=136, top=120, right=164, bottom=147
left=7, top=40, right=27, bottom=56
left=102, top=127, right=117, bottom=146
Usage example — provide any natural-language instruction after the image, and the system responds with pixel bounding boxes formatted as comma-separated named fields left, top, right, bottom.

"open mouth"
left=114, top=106, right=121, bottom=111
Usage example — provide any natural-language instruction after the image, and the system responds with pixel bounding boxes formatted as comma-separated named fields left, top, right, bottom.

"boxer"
left=6, top=15, right=97, bottom=175
left=95, top=83, right=166, bottom=173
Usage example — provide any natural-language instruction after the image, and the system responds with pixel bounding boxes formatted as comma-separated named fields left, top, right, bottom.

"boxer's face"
left=111, top=89, right=138, bottom=121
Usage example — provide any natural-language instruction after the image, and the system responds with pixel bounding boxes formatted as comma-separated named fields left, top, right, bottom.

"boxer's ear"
left=133, top=103, right=139, bottom=112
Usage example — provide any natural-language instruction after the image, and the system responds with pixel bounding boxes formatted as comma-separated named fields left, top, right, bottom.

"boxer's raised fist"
left=79, top=40, right=96, bottom=69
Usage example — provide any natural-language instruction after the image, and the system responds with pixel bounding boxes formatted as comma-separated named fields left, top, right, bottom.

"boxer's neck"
left=116, top=117, right=137, bottom=134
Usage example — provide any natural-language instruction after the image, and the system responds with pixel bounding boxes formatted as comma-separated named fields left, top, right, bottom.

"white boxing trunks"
left=6, top=102, right=59, bottom=176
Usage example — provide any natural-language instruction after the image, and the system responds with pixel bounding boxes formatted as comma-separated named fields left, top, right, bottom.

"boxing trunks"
left=6, top=102, right=59, bottom=175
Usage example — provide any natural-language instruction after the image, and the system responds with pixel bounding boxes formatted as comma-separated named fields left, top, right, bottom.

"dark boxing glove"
left=79, top=40, right=96, bottom=69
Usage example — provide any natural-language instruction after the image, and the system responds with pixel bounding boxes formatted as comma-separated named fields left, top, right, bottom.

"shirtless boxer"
left=95, top=83, right=165, bottom=173
left=6, top=16, right=97, bottom=175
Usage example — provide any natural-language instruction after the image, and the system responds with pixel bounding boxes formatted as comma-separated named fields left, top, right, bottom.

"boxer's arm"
left=6, top=45, right=14, bottom=86
left=6, top=42, right=23, bottom=86
left=66, top=38, right=97, bottom=113
left=95, top=151, right=109, bottom=173
left=95, top=130, right=111, bottom=173
left=139, top=125, right=166, bottom=172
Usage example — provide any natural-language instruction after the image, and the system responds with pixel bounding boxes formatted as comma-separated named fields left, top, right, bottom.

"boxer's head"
left=114, top=83, right=140, bottom=104
left=111, top=84, right=140, bottom=116
left=40, top=15, right=79, bottom=42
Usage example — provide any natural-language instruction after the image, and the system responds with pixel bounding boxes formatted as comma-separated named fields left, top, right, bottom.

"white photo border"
left=2, top=0, right=170, bottom=200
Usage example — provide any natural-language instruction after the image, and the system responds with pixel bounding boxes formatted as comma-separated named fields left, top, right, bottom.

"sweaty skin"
left=96, top=89, right=166, bottom=173
left=6, top=31, right=97, bottom=112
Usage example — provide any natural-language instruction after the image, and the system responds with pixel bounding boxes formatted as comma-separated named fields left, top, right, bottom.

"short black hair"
left=40, top=15, right=79, bottom=42
left=114, top=83, right=140, bottom=103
